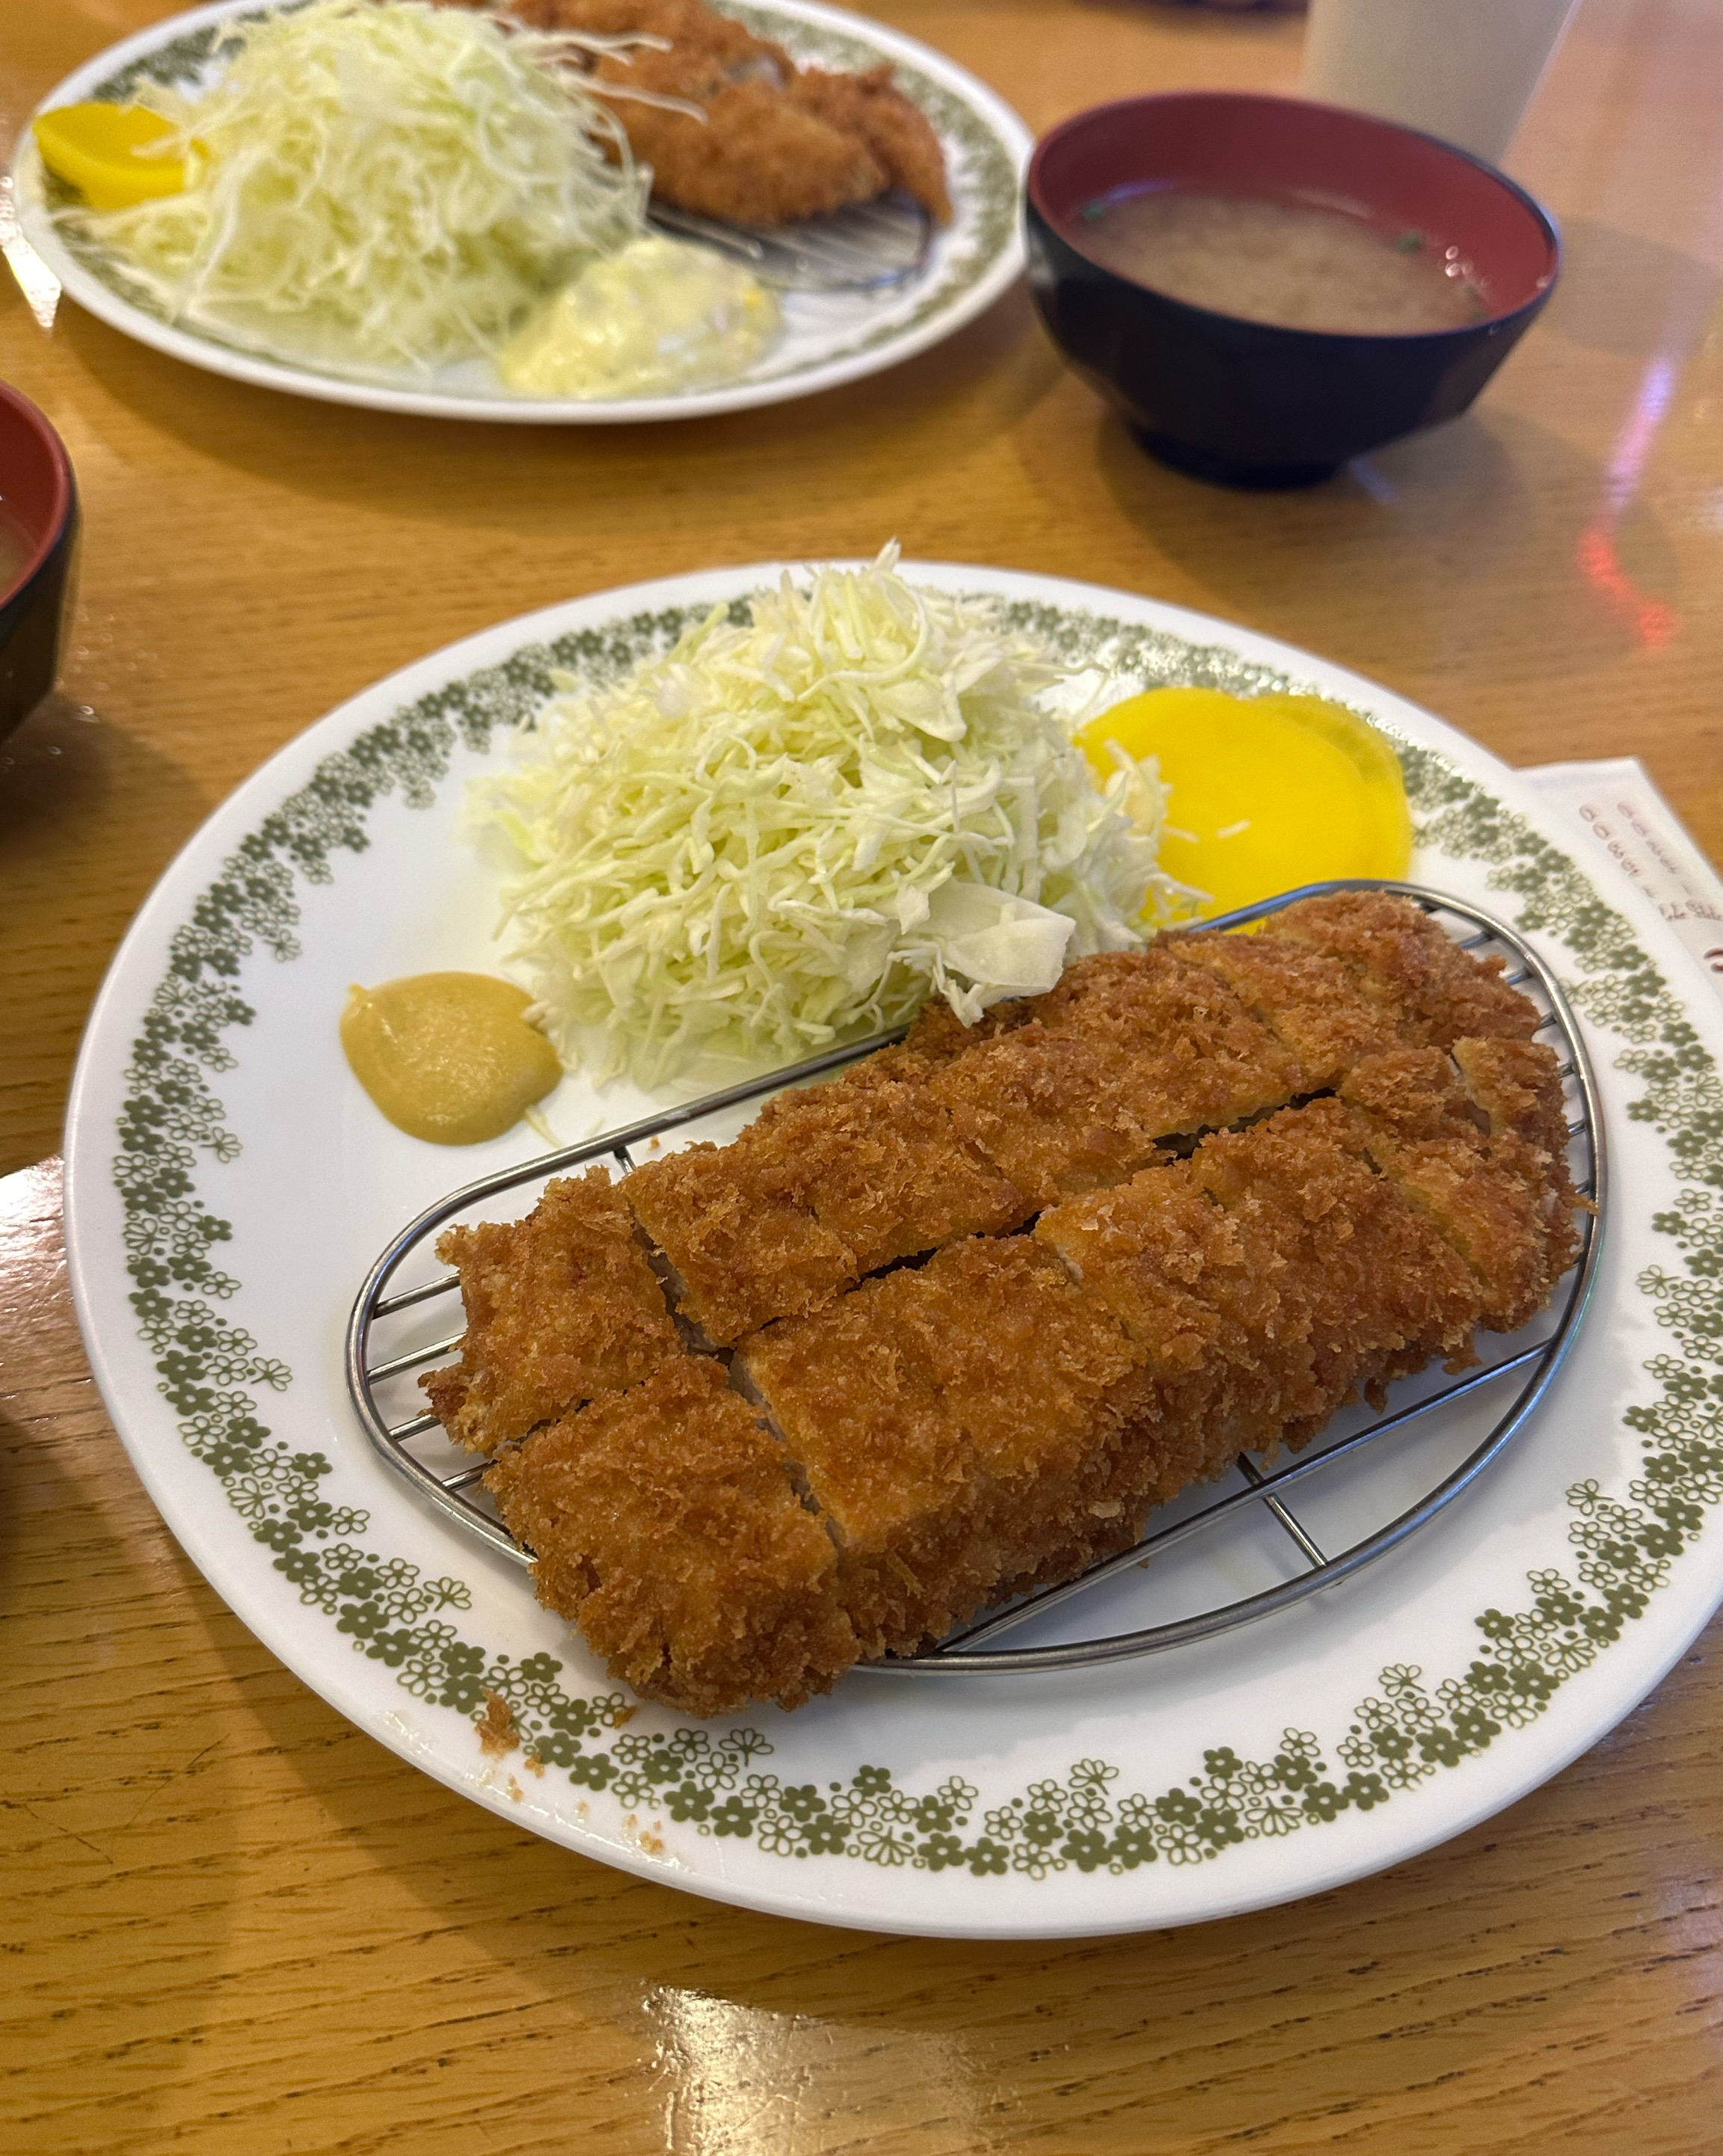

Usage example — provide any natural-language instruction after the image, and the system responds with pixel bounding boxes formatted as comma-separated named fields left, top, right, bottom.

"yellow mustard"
left=340, top=974, right=562, bottom=1145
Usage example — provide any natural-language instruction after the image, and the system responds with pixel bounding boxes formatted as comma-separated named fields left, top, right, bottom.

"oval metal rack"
left=345, top=878, right=1606, bottom=1675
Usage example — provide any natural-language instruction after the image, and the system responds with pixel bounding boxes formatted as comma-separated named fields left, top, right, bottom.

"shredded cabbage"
left=82, top=0, right=646, bottom=376
left=468, top=547, right=1184, bottom=1087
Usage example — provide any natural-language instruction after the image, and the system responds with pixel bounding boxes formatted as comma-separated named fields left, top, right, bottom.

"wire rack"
left=345, top=879, right=1606, bottom=1676
left=648, top=192, right=933, bottom=292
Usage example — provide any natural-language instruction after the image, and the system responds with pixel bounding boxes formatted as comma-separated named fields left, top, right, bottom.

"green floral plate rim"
left=61, top=563, right=1723, bottom=1937
left=13, top=0, right=1030, bottom=425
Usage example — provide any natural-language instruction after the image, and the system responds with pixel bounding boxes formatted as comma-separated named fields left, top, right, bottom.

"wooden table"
left=4, top=4, right=1720, bottom=2149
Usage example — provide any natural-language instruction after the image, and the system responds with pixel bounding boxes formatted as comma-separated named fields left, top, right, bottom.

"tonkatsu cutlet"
left=1037, top=1100, right=1487, bottom=1478
left=1271, top=889, right=1541, bottom=1049
left=625, top=921, right=1477, bottom=1344
left=879, top=945, right=1312, bottom=1204
left=485, top=1357, right=859, bottom=1716
left=416, top=897, right=1586, bottom=1716
left=1174, top=932, right=1404, bottom=1089
left=1337, top=1046, right=1582, bottom=1334
left=734, top=1235, right=1152, bottom=1659
left=624, top=1073, right=1023, bottom=1345
left=484, top=0, right=953, bottom=227
left=421, top=1166, right=681, bottom=1453
left=488, top=1057, right=1576, bottom=1716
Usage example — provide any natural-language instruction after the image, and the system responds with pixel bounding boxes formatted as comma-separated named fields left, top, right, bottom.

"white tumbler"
left=1303, top=0, right=1582, bottom=166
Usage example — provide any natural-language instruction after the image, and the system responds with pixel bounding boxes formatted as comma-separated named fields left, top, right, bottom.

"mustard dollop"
left=340, top=973, right=562, bottom=1144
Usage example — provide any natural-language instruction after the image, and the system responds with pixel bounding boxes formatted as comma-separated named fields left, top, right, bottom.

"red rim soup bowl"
left=1025, top=92, right=1561, bottom=488
left=0, top=381, right=78, bottom=740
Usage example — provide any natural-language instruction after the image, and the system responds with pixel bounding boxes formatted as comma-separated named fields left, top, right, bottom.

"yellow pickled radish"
left=32, top=103, right=188, bottom=210
left=1078, top=686, right=1412, bottom=920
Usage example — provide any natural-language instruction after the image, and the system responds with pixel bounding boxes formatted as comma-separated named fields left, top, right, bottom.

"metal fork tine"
left=649, top=191, right=930, bottom=292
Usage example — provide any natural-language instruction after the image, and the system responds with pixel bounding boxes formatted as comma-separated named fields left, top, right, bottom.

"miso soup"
left=1073, top=189, right=1490, bottom=334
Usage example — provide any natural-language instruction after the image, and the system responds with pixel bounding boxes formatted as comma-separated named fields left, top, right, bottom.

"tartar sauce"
left=499, top=233, right=781, bottom=400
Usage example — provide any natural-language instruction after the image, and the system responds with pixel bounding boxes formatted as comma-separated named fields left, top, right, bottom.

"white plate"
left=13, top=0, right=1028, bottom=423
left=63, top=564, right=1723, bottom=1938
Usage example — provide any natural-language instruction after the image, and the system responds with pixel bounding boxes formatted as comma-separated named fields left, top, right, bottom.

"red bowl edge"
left=1026, top=90, right=1561, bottom=325
left=0, top=380, right=76, bottom=609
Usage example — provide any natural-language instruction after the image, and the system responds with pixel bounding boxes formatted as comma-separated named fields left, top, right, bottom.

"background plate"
left=13, top=0, right=1030, bottom=423
left=62, top=563, right=1723, bottom=1937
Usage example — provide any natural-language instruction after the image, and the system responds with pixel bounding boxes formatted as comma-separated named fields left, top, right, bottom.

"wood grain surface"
left=2, top=2, right=1720, bottom=2151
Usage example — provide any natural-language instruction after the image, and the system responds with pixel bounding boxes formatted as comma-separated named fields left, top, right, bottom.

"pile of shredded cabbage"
left=469, top=547, right=1184, bottom=1087
left=82, top=0, right=646, bottom=376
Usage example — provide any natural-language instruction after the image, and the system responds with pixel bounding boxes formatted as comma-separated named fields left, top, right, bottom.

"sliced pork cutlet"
left=1188, top=1099, right=1484, bottom=1427
left=1029, top=943, right=1311, bottom=1137
left=589, top=56, right=889, bottom=225
left=486, top=1357, right=859, bottom=1717
left=863, top=947, right=1308, bottom=1200
left=1271, top=890, right=1542, bottom=1048
left=747, top=1075, right=1023, bottom=1269
left=1452, top=1034, right=1578, bottom=1164
left=514, top=0, right=951, bottom=226
left=1338, top=1046, right=1581, bottom=1335
left=920, top=1025, right=1165, bottom=1211
left=786, top=64, right=953, bottom=222
left=732, top=1273, right=995, bottom=1659
left=625, top=1076, right=1022, bottom=1345
left=735, top=1236, right=1151, bottom=1657
left=875, top=1235, right=1160, bottom=1600
left=421, top=1167, right=681, bottom=1454
left=1173, top=929, right=1405, bottom=1093
left=856, top=992, right=1035, bottom=1078
left=1035, top=1161, right=1311, bottom=1498
left=623, top=1138, right=851, bottom=1350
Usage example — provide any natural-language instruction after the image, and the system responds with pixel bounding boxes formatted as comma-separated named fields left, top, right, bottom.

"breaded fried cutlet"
left=625, top=909, right=1555, bottom=1345
left=1338, top=1046, right=1580, bottom=1333
left=735, top=1235, right=1151, bottom=1657
left=625, top=1076, right=1022, bottom=1344
left=420, top=1167, right=681, bottom=1452
left=1176, top=930, right=1404, bottom=1088
left=488, top=0, right=953, bottom=227
left=732, top=1270, right=993, bottom=1657
left=1452, top=1034, right=1576, bottom=1162
left=1036, top=1158, right=1323, bottom=1488
left=426, top=899, right=1585, bottom=1715
left=778, top=64, right=952, bottom=223
left=1004, top=943, right=1310, bottom=1134
left=853, top=946, right=1309, bottom=1204
left=749, top=1077, right=1023, bottom=1271
left=506, top=0, right=790, bottom=71
left=1271, top=891, right=1542, bottom=1048
left=866, top=1236, right=1155, bottom=1601
left=593, top=58, right=890, bottom=225
left=486, top=1358, right=859, bottom=1715
left=921, top=1026, right=1164, bottom=1210
left=1186, top=1098, right=1484, bottom=1419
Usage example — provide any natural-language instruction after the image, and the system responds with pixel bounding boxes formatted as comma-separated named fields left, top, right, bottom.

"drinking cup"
left=1303, top=0, right=1582, bottom=165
